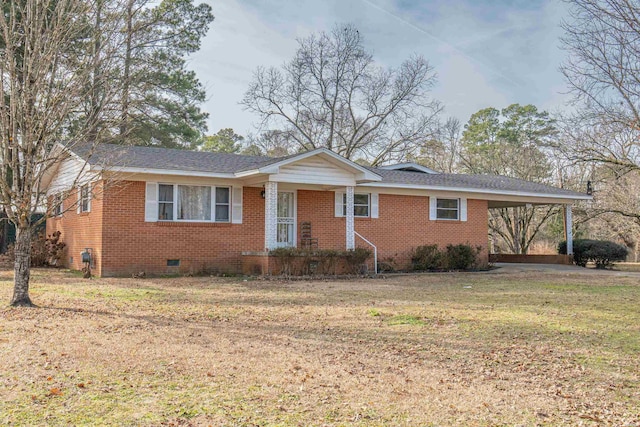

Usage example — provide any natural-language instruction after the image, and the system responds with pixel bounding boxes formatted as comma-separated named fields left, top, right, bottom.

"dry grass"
left=1, top=268, right=639, bottom=426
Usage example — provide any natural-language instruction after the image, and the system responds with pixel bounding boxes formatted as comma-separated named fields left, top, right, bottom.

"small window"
left=436, top=198, right=459, bottom=220
left=215, top=187, right=230, bottom=222
left=52, top=193, right=63, bottom=217
left=79, top=185, right=91, bottom=213
left=158, top=184, right=174, bottom=220
left=167, top=259, right=180, bottom=267
left=343, top=193, right=370, bottom=217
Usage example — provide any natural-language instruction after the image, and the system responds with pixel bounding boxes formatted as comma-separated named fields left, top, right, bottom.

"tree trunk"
left=120, top=0, right=133, bottom=139
left=11, top=226, right=34, bottom=307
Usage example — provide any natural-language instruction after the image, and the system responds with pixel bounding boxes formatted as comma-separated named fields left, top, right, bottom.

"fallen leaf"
left=48, top=388, right=63, bottom=397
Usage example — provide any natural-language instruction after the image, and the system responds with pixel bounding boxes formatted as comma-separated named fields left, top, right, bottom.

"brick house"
left=44, top=144, right=590, bottom=276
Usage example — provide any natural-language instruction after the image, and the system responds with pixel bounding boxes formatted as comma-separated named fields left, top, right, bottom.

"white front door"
left=276, top=191, right=295, bottom=247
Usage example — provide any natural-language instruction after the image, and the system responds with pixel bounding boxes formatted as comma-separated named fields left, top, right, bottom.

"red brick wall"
left=48, top=183, right=489, bottom=276
left=47, top=182, right=104, bottom=276
left=100, top=181, right=265, bottom=276
left=297, top=190, right=489, bottom=269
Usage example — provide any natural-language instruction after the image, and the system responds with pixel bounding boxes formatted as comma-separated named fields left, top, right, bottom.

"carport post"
left=565, top=204, right=573, bottom=255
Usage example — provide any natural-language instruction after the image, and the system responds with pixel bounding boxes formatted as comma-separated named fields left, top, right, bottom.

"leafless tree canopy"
left=242, top=24, right=442, bottom=166
left=0, top=0, right=124, bottom=305
left=561, top=0, right=640, bottom=170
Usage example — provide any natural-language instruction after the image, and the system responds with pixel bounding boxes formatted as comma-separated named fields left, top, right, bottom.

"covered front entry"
left=276, top=191, right=296, bottom=247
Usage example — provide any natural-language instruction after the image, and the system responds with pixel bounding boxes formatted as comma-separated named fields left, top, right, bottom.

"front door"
left=276, top=191, right=295, bottom=247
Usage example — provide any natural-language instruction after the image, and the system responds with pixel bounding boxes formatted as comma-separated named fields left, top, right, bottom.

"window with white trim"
left=178, top=185, right=211, bottom=221
left=158, top=184, right=174, bottom=220
left=436, top=198, right=459, bottom=220
left=158, top=184, right=230, bottom=222
left=52, top=193, right=63, bottom=217
left=343, top=193, right=370, bottom=217
left=79, top=185, right=91, bottom=213
left=215, top=187, right=230, bottom=222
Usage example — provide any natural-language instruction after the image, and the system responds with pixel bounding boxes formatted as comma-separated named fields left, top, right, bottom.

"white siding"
left=48, top=156, right=90, bottom=194
left=272, top=158, right=356, bottom=186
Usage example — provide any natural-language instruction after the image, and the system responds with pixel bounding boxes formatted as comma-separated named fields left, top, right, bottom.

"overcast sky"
left=190, top=0, right=571, bottom=137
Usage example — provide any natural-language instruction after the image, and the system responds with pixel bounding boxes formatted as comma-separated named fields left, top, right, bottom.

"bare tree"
left=411, top=117, right=462, bottom=173
left=0, top=0, right=123, bottom=306
left=242, top=24, right=442, bottom=166
left=561, top=0, right=640, bottom=172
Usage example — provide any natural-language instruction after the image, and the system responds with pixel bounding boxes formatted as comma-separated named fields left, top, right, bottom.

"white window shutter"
left=429, top=197, right=437, bottom=220
left=77, top=186, right=81, bottom=214
left=370, top=193, right=379, bottom=218
left=232, top=186, right=243, bottom=224
left=145, top=182, right=158, bottom=222
left=460, top=198, right=467, bottom=222
left=335, top=192, right=344, bottom=217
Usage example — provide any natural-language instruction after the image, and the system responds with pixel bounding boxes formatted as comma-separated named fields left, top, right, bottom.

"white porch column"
left=565, top=204, right=573, bottom=255
left=264, top=181, right=278, bottom=250
left=346, top=186, right=355, bottom=250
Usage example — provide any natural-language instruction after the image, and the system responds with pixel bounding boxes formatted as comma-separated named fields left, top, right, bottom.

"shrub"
left=269, top=247, right=298, bottom=275
left=4, top=231, right=66, bottom=267
left=269, top=247, right=371, bottom=276
left=316, top=249, right=340, bottom=275
left=411, top=244, right=444, bottom=271
left=445, top=244, right=482, bottom=270
left=343, top=247, right=372, bottom=274
left=559, top=239, right=628, bottom=269
left=411, top=243, right=483, bottom=271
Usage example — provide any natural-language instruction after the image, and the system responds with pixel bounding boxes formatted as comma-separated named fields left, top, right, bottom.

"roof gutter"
left=359, top=181, right=592, bottom=201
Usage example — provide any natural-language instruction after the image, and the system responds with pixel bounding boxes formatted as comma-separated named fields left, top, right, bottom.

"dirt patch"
left=1, top=269, right=639, bottom=426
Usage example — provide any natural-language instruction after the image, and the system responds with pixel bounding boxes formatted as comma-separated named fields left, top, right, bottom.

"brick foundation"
left=489, top=254, right=573, bottom=265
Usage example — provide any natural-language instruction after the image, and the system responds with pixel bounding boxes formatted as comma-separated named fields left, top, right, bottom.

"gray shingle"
left=71, top=143, right=272, bottom=174
left=71, top=144, right=588, bottom=198
left=366, top=167, right=586, bottom=197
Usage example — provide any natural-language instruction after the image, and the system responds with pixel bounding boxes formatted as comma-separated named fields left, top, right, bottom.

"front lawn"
left=1, top=269, right=638, bottom=426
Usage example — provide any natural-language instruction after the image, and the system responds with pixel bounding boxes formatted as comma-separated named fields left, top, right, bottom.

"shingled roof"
left=71, top=143, right=271, bottom=174
left=366, top=167, right=586, bottom=197
left=69, top=143, right=588, bottom=199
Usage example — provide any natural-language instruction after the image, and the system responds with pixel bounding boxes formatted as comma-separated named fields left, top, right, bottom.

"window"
left=436, top=198, right=459, bottom=220
left=343, top=193, right=370, bottom=217
left=52, top=193, right=63, bottom=217
left=215, top=187, right=230, bottom=222
left=158, top=184, right=174, bottom=220
left=157, top=184, right=230, bottom=222
left=178, top=185, right=211, bottom=221
left=79, top=185, right=91, bottom=213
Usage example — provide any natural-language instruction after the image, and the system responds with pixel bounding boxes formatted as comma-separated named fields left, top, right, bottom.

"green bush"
left=411, top=244, right=444, bottom=271
left=411, top=243, right=483, bottom=271
left=558, top=239, right=628, bottom=269
left=445, top=244, right=482, bottom=270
